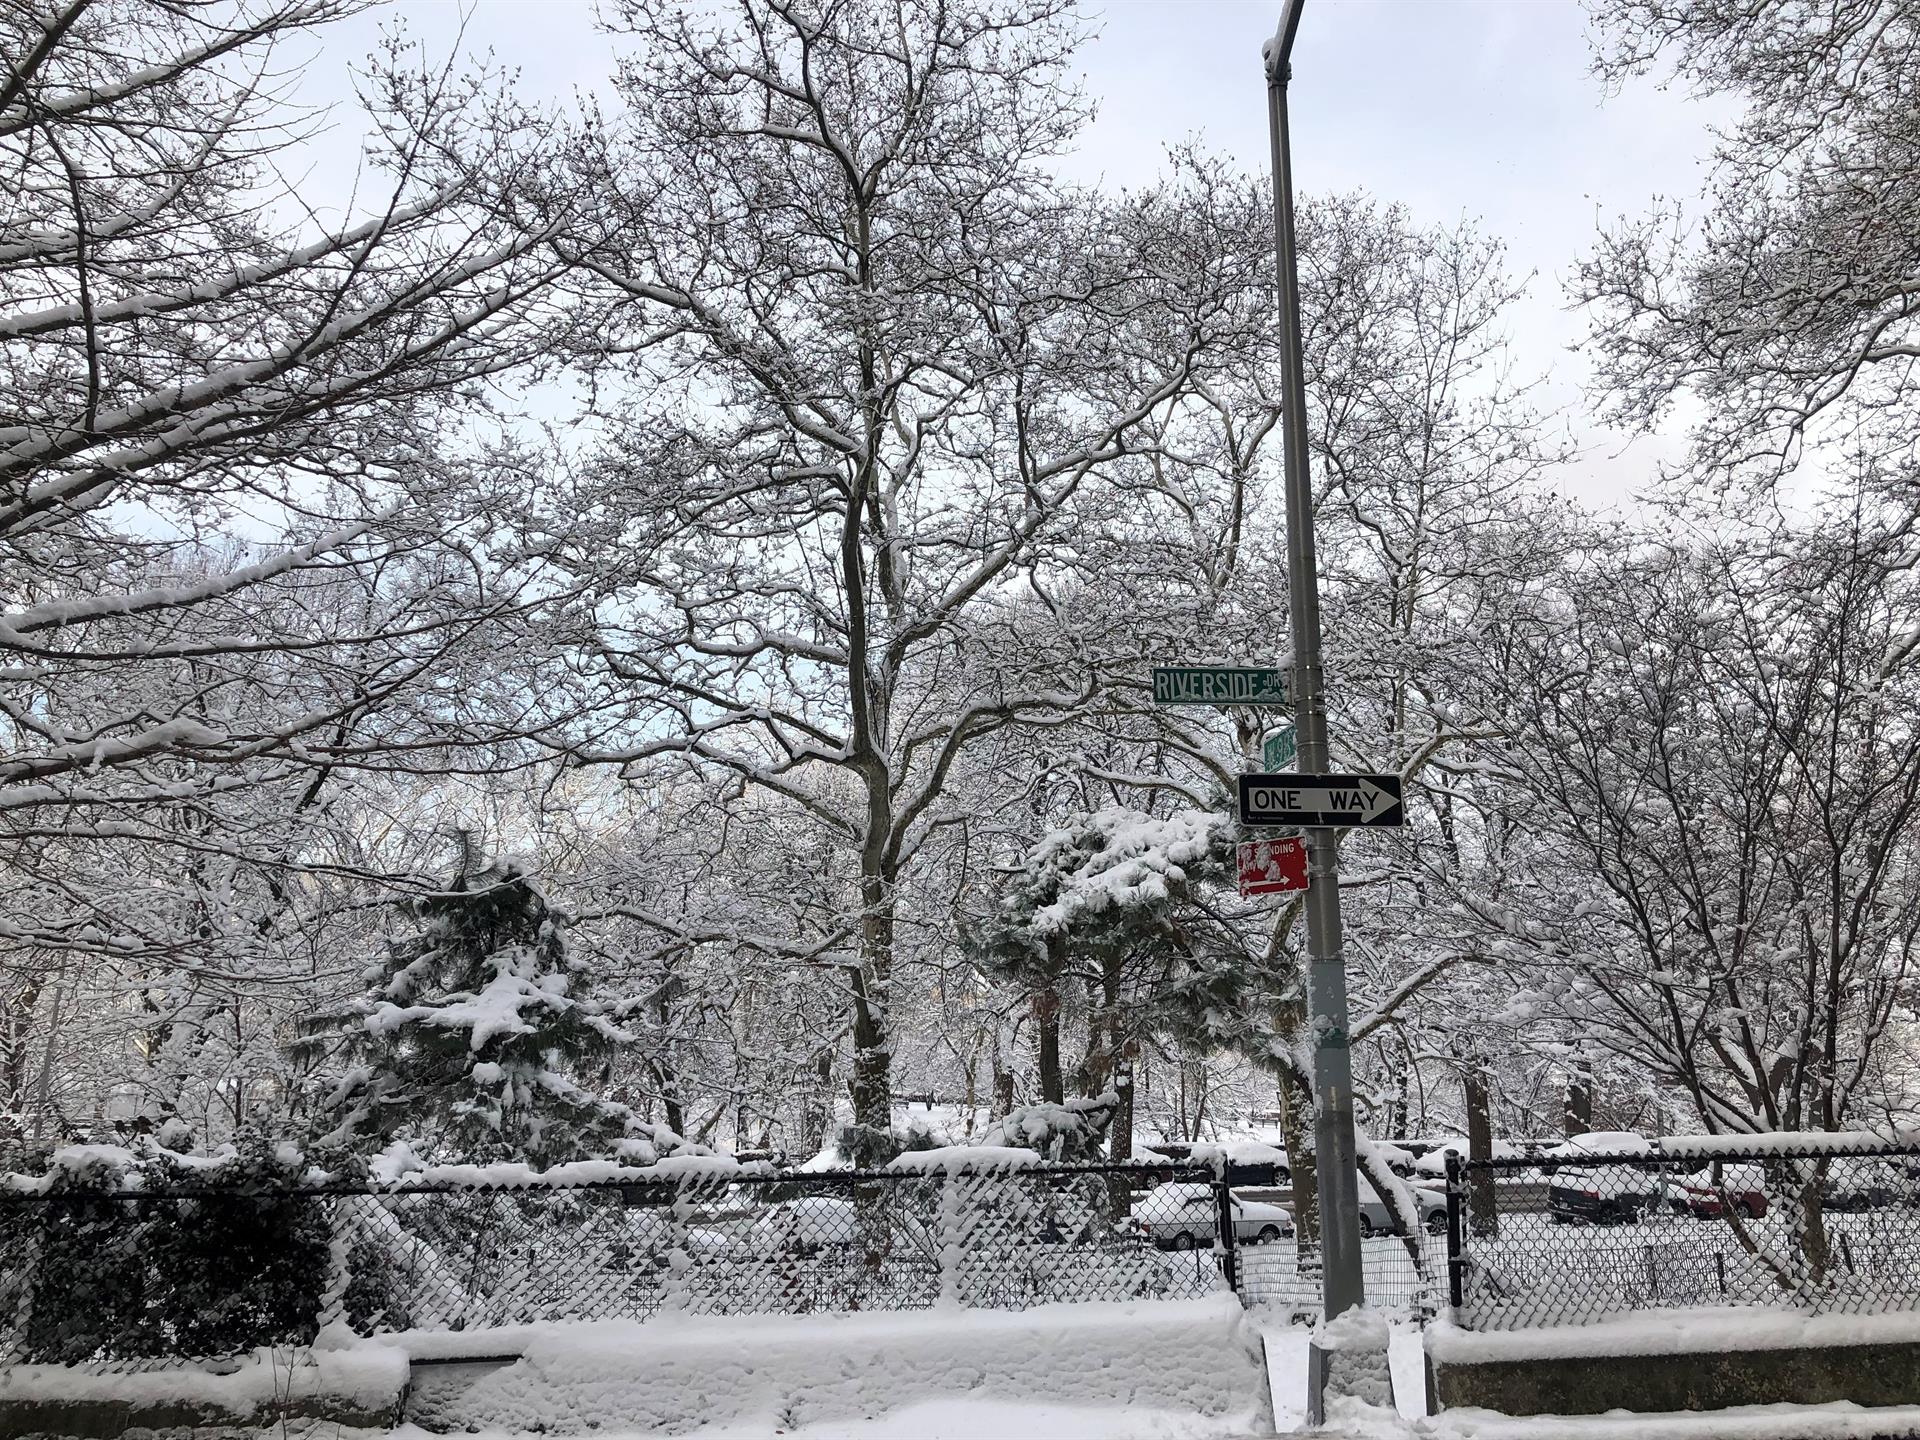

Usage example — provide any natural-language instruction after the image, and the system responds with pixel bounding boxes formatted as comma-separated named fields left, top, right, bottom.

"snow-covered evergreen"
left=300, top=857, right=650, bottom=1167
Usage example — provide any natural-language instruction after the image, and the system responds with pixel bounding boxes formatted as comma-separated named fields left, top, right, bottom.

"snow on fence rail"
left=0, top=1158, right=1249, bottom=1370
left=1443, top=1137, right=1920, bottom=1332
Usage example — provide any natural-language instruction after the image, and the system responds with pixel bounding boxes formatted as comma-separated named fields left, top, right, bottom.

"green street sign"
left=1151, top=666, right=1290, bottom=708
left=1263, top=725, right=1297, bottom=771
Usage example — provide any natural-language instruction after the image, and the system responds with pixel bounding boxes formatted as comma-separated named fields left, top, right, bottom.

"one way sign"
left=1237, top=772, right=1405, bottom=828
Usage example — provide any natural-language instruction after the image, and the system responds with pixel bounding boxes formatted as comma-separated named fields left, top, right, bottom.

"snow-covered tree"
left=537, top=0, right=1254, bottom=1135
left=300, top=855, right=644, bottom=1166
left=1580, top=0, right=1920, bottom=498
left=0, top=2, right=581, bottom=1139
left=968, top=805, right=1256, bottom=1158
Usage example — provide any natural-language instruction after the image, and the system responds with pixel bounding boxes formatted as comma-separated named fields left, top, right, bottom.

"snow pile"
left=0, top=1135, right=308, bottom=1193
left=1318, top=1306, right=1396, bottom=1411
left=364, top=1134, right=732, bottom=1188
left=976, top=1093, right=1119, bottom=1161
left=0, top=1344, right=407, bottom=1420
left=401, top=1295, right=1270, bottom=1436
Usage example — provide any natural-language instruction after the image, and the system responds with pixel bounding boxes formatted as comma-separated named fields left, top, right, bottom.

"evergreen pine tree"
left=298, top=854, right=649, bottom=1166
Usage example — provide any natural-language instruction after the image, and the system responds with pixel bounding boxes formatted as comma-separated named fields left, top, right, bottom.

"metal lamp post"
left=1262, top=0, right=1366, bottom=1326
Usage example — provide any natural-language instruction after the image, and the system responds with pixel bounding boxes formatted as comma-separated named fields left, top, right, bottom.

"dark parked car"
left=1823, top=1159, right=1913, bottom=1212
left=1544, top=1131, right=1667, bottom=1224
left=1668, top=1163, right=1768, bottom=1220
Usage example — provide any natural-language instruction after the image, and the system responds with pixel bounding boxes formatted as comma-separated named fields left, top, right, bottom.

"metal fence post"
left=1214, top=1173, right=1240, bottom=1295
left=1444, top=1151, right=1466, bottom=1311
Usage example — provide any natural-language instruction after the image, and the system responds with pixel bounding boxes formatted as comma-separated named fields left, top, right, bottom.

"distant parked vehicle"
left=1669, top=1163, right=1768, bottom=1221
left=1131, top=1182, right=1294, bottom=1250
left=751, top=1197, right=859, bottom=1254
left=1140, top=1140, right=1289, bottom=1187
left=1544, top=1132, right=1670, bottom=1223
left=1357, top=1177, right=1449, bottom=1236
left=1414, top=1138, right=1525, bottom=1179
left=1823, top=1158, right=1913, bottom=1212
left=1535, top=1130, right=1649, bottom=1177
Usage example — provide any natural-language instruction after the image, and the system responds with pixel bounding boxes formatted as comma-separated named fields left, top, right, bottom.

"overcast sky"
left=303, top=0, right=1734, bottom=510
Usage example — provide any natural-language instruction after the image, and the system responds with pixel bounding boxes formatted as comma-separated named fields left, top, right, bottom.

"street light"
left=1262, top=0, right=1366, bottom=1334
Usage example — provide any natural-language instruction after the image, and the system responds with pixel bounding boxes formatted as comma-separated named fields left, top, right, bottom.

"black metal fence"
left=1, top=1160, right=1259, bottom=1368
left=1443, top=1141, right=1920, bottom=1331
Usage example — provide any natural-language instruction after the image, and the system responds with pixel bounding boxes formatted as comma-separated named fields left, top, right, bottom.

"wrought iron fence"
left=1443, top=1141, right=1920, bottom=1331
left=0, top=1159, right=1249, bottom=1369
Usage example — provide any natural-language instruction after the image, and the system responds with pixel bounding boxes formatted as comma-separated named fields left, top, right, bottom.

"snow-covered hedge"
left=1, top=1134, right=330, bottom=1363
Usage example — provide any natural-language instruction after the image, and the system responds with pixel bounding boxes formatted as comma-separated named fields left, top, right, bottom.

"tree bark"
left=1464, top=1058, right=1498, bottom=1238
left=1564, top=1061, right=1592, bottom=1137
left=848, top=863, right=895, bottom=1133
left=1277, top=1066, right=1319, bottom=1254
left=1034, top=986, right=1063, bottom=1104
left=800, top=1046, right=835, bottom=1153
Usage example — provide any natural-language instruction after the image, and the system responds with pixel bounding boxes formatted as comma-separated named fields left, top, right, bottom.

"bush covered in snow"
left=979, top=1094, right=1119, bottom=1162
left=3, top=1132, right=330, bottom=1362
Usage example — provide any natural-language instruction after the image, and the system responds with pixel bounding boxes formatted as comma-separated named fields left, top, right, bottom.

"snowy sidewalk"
left=389, top=1296, right=1271, bottom=1437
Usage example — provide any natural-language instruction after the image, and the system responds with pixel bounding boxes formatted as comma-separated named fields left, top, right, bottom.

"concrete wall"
left=0, top=1347, right=408, bottom=1437
left=1431, top=1340, right=1920, bottom=1415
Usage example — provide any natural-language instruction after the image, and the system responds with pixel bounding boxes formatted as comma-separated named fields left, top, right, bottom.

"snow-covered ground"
left=393, top=1294, right=1270, bottom=1436
left=1425, top=1403, right=1920, bottom=1438
left=1261, top=1317, right=1433, bottom=1431
left=348, top=1399, right=1253, bottom=1440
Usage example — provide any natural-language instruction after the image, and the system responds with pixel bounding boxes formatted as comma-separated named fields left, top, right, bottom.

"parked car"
left=1413, top=1138, right=1525, bottom=1180
left=1535, top=1130, right=1647, bottom=1174
left=1140, top=1140, right=1289, bottom=1187
left=1669, top=1163, right=1768, bottom=1221
left=1131, top=1182, right=1294, bottom=1250
left=1357, top=1176, right=1449, bottom=1236
left=751, top=1196, right=859, bottom=1254
left=1543, top=1131, right=1670, bottom=1223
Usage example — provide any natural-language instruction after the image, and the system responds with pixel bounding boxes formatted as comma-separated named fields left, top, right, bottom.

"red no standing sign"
left=1237, top=836, right=1309, bottom=899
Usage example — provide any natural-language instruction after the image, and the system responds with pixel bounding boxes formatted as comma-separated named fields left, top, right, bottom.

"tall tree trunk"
left=989, top=1020, right=1014, bottom=1119
left=848, top=862, right=895, bottom=1133
left=1034, top=986, right=1063, bottom=1104
left=1564, top=1060, right=1592, bottom=1137
left=653, top=969, right=687, bottom=1135
left=800, top=1046, right=834, bottom=1152
left=1386, top=1051, right=1410, bottom=1139
left=1277, top=1066, right=1319, bottom=1254
left=2, top=975, right=43, bottom=1116
left=993, top=1068, right=1015, bottom=1118
left=1463, top=1057, right=1498, bottom=1238
left=1110, top=1049, right=1135, bottom=1162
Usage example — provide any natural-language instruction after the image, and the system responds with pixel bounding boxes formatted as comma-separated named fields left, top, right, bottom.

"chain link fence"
left=1444, top=1141, right=1920, bottom=1331
left=1, top=1160, right=1256, bottom=1369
